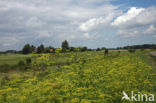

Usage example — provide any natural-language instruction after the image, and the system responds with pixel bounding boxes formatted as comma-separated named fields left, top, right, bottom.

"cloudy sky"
left=0, top=0, right=156, bottom=51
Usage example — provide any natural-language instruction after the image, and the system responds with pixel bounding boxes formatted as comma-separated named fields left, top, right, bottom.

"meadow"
left=0, top=54, right=34, bottom=65
left=0, top=50, right=156, bottom=103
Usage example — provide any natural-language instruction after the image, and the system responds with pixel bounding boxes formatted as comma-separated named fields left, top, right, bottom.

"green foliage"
left=61, top=40, right=69, bottom=52
left=70, top=47, right=75, bottom=52
left=128, top=49, right=135, bottom=53
left=140, top=48, right=144, bottom=51
left=0, top=51, right=155, bottom=102
left=80, top=46, right=88, bottom=52
left=30, top=45, right=36, bottom=52
left=0, top=54, right=34, bottom=65
left=37, top=44, right=45, bottom=54
left=96, top=48, right=100, bottom=51
left=34, top=54, right=51, bottom=71
left=22, top=44, right=36, bottom=54
left=44, top=46, right=55, bottom=53
left=18, top=60, right=25, bottom=66
left=26, top=58, right=32, bottom=64
left=22, top=44, right=31, bottom=54
left=104, top=49, right=109, bottom=55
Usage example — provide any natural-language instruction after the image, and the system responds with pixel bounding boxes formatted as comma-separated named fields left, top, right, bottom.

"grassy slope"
left=0, top=51, right=155, bottom=103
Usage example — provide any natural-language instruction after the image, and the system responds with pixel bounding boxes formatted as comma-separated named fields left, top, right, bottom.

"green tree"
left=45, top=46, right=55, bottom=53
left=81, top=46, right=88, bottom=52
left=30, top=45, right=35, bottom=52
left=22, top=44, right=31, bottom=54
left=61, top=40, right=69, bottom=52
left=70, top=47, right=75, bottom=52
left=37, top=44, right=45, bottom=53
left=104, top=49, right=109, bottom=55
left=96, top=48, right=100, bottom=51
left=128, top=49, right=135, bottom=53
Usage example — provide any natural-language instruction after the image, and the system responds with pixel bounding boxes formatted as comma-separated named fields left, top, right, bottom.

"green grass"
left=0, top=50, right=125, bottom=66
left=0, top=54, right=37, bottom=65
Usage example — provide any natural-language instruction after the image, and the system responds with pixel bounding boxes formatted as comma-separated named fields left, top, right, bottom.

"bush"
left=0, top=64, right=10, bottom=72
left=26, top=58, right=32, bottom=64
left=96, top=48, right=100, bottom=51
left=18, top=60, right=25, bottom=66
left=105, top=49, right=109, bottom=55
left=80, top=47, right=88, bottom=52
left=70, top=47, right=75, bottom=52
left=128, top=49, right=135, bottom=53
left=140, top=48, right=144, bottom=51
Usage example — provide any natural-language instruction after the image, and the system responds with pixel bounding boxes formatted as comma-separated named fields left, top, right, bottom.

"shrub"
left=80, top=46, right=88, bottom=52
left=105, top=49, right=109, bottom=55
left=70, top=47, right=75, bottom=52
left=128, top=49, right=135, bottom=53
left=96, top=48, right=100, bottom=51
left=26, top=58, right=32, bottom=64
left=140, top=48, right=144, bottom=51
left=18, top=60, right=25, bottom=66
left=0, top=64, right=10, bottom=72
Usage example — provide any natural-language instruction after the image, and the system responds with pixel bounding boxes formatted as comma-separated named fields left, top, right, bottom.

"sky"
left=0, top=0, right=156, bottom=51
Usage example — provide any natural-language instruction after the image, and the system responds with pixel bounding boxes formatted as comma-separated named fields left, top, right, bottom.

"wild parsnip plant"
left=0, top=51, right=155, bottom=103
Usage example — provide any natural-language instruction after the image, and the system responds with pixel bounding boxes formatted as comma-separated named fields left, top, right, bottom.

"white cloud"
left=26, top=17, right=45, bottom=28
left=134, top=7, right=156, bottom=26
left=0, top=0, right=155, bottom=50
left=79, top=18, right=100, bottom=31
left=112, top=7, right=144, bottom=26
left=112, top=7, right=156, bottom=29
left=83, top=32, right=90, bottom=38
left=112, top=6, right=156, bottom=37
left=144, top=25, right=156, bottom=34
left=117, top=29, right=139, bottom=37
left=79, top=14, right=114, bottom=32
left=36, top=30, right=51, bottom=39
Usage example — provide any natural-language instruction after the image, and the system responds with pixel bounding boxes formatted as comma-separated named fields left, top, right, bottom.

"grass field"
left=0, top=50, right=156, bottom=103
left=0, top=54, right=36, bottom=65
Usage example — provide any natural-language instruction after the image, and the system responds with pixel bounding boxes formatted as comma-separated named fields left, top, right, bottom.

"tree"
left=37, top=44, right=45, bottom=53
left=61, top=40, right=69, bottom=52
left=128, top=49, right=135, bottom=53
left=30, top=45, right=35, bottom=52
left=26, top=58, right=32, bottom=64
left=81, top=46, right=88, bottom=52
left=70, top=47, right=75, bottom=52
left=45, top=46, right=55, bottom=53
left=22, top=44, right=31, bottom=54
left=104, top=49, right=109, bottom=55
left=96, top=48, right=100, bottom=51
left=101, top=47, right=106, bottom=50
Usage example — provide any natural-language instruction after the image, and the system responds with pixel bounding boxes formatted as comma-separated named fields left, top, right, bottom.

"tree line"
left=1, top=42, right=156, bottom=54
left=22, top=44, right=55, bottom=54
left=117, top=44, right=156, bottom=50
left=22, top=40, right=91, bottom=54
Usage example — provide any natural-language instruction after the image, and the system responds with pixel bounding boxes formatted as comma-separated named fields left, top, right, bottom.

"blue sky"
left=112, top=0, right=156, bottom=8
left=0, top=0, right=156, bottom=51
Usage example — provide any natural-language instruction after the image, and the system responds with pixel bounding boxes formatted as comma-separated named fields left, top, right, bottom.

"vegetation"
left=0, top=54, right=34, bottom=65
left=22, top=44, right=31, bottom=54
left=128, top=49, right=135, bottom=53
left=61, top=40, right=69, bottom=52
left=119, top=44, right=156, bottom=50
left=0, top=50, right=155, bottom=102
left=0, top=41, right=156, bottom=102
left=104, top=49, right=109, bottom=55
